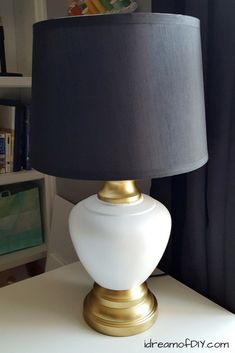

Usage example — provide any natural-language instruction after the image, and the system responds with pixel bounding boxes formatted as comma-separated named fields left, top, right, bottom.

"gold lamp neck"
left=98, top=180, right=141, bottom=204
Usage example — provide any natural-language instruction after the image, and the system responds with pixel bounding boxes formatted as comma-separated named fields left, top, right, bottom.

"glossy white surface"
left=0, top=262, right=234, bottom=353
left=69, top=194, right=171, bottom=290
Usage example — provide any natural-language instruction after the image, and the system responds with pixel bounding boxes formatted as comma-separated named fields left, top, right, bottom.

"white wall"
left=56, top=179, right=151, bottom=204
left=136, top=0, right=151, bottom=12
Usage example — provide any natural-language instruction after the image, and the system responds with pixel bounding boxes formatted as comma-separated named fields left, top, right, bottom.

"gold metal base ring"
left=83, top=282, right=158, bottom=336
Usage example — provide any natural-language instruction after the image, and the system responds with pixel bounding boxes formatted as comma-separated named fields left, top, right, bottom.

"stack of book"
left=0, top=100, right=30, bottom=174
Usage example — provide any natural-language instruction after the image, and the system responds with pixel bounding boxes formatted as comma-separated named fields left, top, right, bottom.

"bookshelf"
left=0, top=0, right=58, bottom=273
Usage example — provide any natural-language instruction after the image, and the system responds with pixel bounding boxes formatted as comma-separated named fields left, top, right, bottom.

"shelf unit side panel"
left=37, top=176, right=56, bottom=246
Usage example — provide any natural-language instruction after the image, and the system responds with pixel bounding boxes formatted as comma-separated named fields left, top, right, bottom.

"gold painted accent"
left=83, top=282, right=158, bottom=336
left=98, top=180, right=141, bottom=204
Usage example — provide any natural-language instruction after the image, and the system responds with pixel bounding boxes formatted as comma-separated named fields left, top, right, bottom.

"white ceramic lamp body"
left=69, top=194, right=171, bottom=290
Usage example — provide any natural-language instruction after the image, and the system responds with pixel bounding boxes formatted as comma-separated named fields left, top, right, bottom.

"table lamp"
left=31, top=13, right=208, bottom=336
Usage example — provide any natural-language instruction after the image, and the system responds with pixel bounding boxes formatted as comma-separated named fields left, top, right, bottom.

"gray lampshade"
left=31, top=13, right=208, bottom=180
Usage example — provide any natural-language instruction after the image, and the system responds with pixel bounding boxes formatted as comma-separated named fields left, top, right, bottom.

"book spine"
left=22, top=105, right=31, bottom=170
left=10, top=130, right=14, bottom=172
left=5, top=131, right=12, bottom=172
left=0, top=131, right=6, bottom=173
left=13, top=104, right=24, bottom=172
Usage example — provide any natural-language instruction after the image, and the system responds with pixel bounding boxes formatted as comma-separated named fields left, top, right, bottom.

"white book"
left=0, top=105, right=16, bottom=172
left=0, top=105, right=16, bottom=130
left=5, top=131, right=12, bottom=173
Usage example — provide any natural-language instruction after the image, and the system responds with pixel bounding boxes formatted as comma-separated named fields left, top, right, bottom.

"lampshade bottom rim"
left=32, top=154, right=208, bottom=181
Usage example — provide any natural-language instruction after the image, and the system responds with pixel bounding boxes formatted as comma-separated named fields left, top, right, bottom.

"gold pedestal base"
left=83, top=282, right=158, bottom=336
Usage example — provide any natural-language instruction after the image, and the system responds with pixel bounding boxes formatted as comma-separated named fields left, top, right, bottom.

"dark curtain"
left=151, top=0, right=235, bottom=313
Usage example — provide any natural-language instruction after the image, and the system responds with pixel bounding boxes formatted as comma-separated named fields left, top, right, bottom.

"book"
left=22, top=104, right=31, bottom=170
left=5, top=130, right=12, bottom=172
left=0, top=100, right=25, bottom=172
left=0, top=131, right=5, bottom=173
left=0, top=129, right=13, bottom=173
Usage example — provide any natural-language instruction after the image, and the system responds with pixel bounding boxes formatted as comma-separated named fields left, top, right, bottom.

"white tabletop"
left=0, top=262, right=234, bottom=353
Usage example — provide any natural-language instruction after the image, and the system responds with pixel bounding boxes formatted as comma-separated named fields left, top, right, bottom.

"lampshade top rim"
left=31, top=11, right=207, bottom=180
left=33, top=12, right=200, bottom=29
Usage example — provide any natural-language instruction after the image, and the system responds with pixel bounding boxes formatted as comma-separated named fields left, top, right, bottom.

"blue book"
left=0, top=131, right=6, bottom=173
left=22, top=104, right=31, bottom=170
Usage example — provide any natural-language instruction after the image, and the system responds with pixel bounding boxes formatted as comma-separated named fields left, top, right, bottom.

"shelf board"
left=0, top=170, right=44, bottom=185
left=0, top=244, right=47, bottom=272
left=0, top=76, right=31, bottom=88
